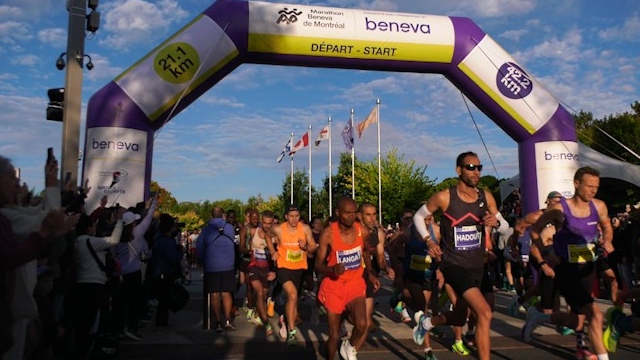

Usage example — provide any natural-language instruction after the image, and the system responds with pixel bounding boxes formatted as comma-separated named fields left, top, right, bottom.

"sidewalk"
left=118, top=268, right=640, bottom=359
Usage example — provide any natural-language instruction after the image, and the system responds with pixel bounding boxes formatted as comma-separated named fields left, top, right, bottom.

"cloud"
left=499, top=29, right=528, bottom=42
left=100, top=0, right=189, bottom=51
left=10, top=54, right=38, bottom=66
left=38, top=28, right=66, bottom=44
left=598, top=14, right=640, bottom=42
left=0, top=5, right=24, bottom=19
left=0, top=21, right=33, bottom=44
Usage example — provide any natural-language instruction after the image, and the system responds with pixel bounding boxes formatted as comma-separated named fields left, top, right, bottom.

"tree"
left=280, top=168, right=314, bottom=221
left=329, top=148, right=435, bottom=226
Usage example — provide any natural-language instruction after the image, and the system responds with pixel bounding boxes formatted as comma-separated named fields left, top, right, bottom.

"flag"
left=276, top=138, right=292, bottom=163
left=290, top=133, right=309, bottom=155
left=356, top=105, right=378, bottom=138
left=315, top=125, right=329, bottom=147
left=341, top=117, right=354, bottom=151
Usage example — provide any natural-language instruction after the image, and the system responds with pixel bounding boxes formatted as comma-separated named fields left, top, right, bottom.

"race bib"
left=409, top=254, right=432, bottom=272
left=454, top=225, right=482, bottom=250
left=337, top=246, right=362, bottom=270
left=567, top=243, right=596, bottom=264
left=253, top=249, right=267, bottom=261
left=286, top=249, right=304, bottom=262
left=521, top=254, right=529, bottom=263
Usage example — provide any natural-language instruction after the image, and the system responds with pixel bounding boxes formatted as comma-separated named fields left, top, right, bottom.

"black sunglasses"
left=462, top=164, right=483, bottom=171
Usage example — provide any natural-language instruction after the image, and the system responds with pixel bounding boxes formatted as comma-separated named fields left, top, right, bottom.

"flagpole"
left=328, top=117, right=332, bottom=216
left=350, top=108, right=355, bottom=200
left=376, top=99, right=382, bottom=224
left=308, top=124, right=312, bottom=222
left=290, top=132, right=294, bottom=204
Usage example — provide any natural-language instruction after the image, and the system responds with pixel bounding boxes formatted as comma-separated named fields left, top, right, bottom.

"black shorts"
left=554, top=261, right=596, bottom=313
left=364, top=268, right=379, bottom=298
left=480, top=264, right=494, bottom=294
left=403, top=276, right=434, bottom=312
left=248, top=266, right=271, bottom=289
left=276, top=268, right=304, bottom=292
left=204, top=270, right=236, bottom=293
left=440, top=262, right=483, bottom=297
left=539, top=270, right=558, bottom=310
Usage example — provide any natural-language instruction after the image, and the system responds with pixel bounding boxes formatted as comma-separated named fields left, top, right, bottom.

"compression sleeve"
left=530, top=209, right=565, bottom=235
left=495, top=212, right=509, bottom=235
left=413, top=204, right=432, bottom=240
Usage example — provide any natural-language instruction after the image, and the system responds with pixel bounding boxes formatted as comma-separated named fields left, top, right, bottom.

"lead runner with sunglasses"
left=411, top=151, right=509, bottom=360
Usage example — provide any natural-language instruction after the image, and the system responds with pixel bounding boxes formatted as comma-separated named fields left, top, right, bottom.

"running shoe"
left=508, top=294, right=520, bottom=317
left=451, top=341, right=471, bottom=355
left=339, top=339, right=357, bottom=360
left=214, top=322, right=223, bottom=332
left=265, top=323, right=273, bottom=337
left=604, top=307, right=625, bottom=352
left=556, top=325, right=575, bottom=336
left=401, top=307, right=412, bottom=323
left=278, top=315, right=287, bottom=339
left=246, top=308, right=255, bottom=321
left=286, top=330, right=298, bottom=346
left=575, top=347, right=597, bottom=360
left=394, top=300, right=405, bottom=314
left=522, top=306, right=547, bottom=342
left=412, top=310, right=428, bottom=345
left=123, top=328, right=142, bottom=341
left=224, top=320, right=237, bottom=331
left=267, top=297, right=275, bottom=318
left=425, top=349, right=438, bottom=360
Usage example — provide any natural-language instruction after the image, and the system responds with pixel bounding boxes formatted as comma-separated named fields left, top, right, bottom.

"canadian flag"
left=315, top=125, right=329, bottom=147
left=290, top=133, right=309, bottom=155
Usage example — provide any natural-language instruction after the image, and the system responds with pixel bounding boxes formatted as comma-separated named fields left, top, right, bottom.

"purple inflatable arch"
left=83, top=0, right=579, bottom=214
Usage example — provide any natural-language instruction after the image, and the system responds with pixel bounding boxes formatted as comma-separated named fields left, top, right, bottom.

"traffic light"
left=46, top=88, right=65, bottom=121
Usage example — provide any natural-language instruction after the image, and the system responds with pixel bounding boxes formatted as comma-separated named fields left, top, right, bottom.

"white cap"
left=123, top=211, right=141, bottom=226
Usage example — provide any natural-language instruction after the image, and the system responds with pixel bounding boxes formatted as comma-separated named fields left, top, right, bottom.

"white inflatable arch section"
left=83, top=0, right=579, bottom=214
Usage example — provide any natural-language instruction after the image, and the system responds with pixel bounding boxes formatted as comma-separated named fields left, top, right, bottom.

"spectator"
left=148, top=214, right=183, bottom=330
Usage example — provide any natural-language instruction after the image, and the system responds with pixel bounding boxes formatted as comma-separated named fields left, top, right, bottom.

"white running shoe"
left=339, top=339, right=357, bottom=360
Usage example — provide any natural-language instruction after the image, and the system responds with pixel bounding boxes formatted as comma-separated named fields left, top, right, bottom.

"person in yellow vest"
left=265, top=204, right=317, bottom=345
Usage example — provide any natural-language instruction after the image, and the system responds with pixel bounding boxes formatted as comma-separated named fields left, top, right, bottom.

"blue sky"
left=1, top=0, right=638, bottom=203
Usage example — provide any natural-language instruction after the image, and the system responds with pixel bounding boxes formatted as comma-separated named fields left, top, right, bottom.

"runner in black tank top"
left=409, top=152, right=509, bottom=360
left=440, top=186, right=488, bottom=272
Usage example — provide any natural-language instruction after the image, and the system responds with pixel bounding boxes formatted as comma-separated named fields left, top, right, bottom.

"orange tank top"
left=276, top=223, right=308, bottom=270
left=326, top=222, right=364, bottom=282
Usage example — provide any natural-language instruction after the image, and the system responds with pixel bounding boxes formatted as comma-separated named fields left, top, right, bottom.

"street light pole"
left=60, top=0, right=87, bottom=188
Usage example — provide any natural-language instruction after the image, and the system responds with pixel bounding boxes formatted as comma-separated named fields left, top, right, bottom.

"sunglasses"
left=462, top=164, right=483, bottom=171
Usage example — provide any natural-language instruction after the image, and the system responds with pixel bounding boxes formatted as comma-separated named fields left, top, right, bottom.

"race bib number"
left=286, top=249, right=304, bottom=262
left=409, top=254, right=432, bottom=272
left=567, top=243, right=596, bottom=264
left=454, top=225, right=482, bottom=250
left=337, top=246, right=362, bottom=270
left=253, top=249, right=267, bottom=261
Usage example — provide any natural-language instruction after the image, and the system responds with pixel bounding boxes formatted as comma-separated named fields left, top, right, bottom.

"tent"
left=500, top=142, right=640, bottom=204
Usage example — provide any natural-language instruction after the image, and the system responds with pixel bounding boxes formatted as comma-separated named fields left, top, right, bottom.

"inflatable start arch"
left=83, top=0, right=579, bottom=214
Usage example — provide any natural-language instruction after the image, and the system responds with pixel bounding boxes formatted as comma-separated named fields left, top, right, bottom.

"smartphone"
left=47, top=147, right=54, bottom=164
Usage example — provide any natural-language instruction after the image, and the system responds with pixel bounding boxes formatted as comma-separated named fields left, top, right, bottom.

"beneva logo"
left=365, top=17, right=431, bottom=34
left=91, top=138, right=140, bottom=151
left=544, top=151, right=578, bottom=161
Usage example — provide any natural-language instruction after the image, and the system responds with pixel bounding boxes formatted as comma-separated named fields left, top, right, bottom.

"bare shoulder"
left=592, top=198, right=609, bottom=216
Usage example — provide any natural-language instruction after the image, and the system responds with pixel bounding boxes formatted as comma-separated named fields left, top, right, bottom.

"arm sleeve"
left=530, top=209, right=565, bottom=235
left=495, top=212, right=509, bottom=235
left=413, top=204, right=432, bottom=239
